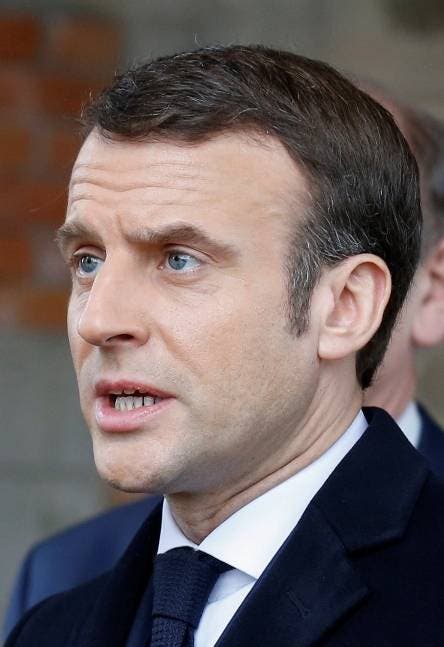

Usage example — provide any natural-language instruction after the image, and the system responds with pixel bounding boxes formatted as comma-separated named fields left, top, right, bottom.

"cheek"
left=160, top=293, right=266, bottom=362
left=67, top=295, right=87, bottom=372
left=166, top=291, right=296, bottom=397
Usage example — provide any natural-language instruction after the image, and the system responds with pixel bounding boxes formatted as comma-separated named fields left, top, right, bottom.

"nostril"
left=105, top=333, right=135, bottom=343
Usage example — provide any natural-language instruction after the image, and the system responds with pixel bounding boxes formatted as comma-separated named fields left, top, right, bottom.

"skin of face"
left=62, top=130, right=379, bottom=537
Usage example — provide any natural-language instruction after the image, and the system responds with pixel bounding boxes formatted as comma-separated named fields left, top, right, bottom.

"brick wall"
left=0, top=8, right=125, bottom=625
left=0, top=10, right=122, bottom=330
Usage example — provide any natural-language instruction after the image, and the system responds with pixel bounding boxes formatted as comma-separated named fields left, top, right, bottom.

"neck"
left=167, top=379, right=363, bottom=544
left=364, top=361, right=416, bottom=420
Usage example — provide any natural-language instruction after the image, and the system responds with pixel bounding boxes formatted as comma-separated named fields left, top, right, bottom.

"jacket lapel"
left=216, top=504, right=369, bottom=647
left=218, top=408, right=429, bottom=646
left=73, top=501, right=163, bottom=647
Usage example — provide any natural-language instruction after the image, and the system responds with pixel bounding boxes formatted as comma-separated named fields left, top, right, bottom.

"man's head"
left=361, top=87, right=444, bottom=416
left=82, top=46, right=421, bottom=390
left=59, top=46, right=420, bottom=497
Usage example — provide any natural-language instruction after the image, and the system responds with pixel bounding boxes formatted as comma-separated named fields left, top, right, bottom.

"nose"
left=76, top=263, right=150, bottom=348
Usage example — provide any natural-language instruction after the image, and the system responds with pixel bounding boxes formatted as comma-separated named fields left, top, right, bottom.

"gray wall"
left=0, top=331, right=105, bottom=618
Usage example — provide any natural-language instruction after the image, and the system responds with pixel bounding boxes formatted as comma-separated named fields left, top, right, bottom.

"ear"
left=318, top=254, right=391, bottom=361
left=412, top=239, right=444, bottom=347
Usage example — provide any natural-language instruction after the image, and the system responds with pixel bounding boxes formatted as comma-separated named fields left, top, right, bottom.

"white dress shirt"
left=157, top=410, right=367, bottom=647
left=397, top=401, right=422, bottom=449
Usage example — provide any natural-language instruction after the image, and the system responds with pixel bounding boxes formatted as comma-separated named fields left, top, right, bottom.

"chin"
left=106, top=477, right=159, bottom=495
left=98, top=464, right=165, bottom=495
left=92, top=446, right=173, bottom=495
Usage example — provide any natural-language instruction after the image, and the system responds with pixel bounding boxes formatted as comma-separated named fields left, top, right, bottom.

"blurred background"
left=1, top=0, right=444, bottom=621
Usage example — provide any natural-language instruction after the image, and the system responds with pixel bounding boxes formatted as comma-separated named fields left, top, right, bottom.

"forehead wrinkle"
left=69, top=160, right=213, bottom=195
left=68, top=185, right=206, bottom=212
left=69, top=176, right=208, bottom=194
left=68, top=175, right=215, bottom=213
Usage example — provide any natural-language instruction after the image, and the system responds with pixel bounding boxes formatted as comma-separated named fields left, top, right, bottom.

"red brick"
left=32, top=226, right=71, bottom=286
left=0, top=68, right=36, bottom=112
left=49, top=128, right=81, bottom=171
left=2, top=180, right=68, bottom=225
left=0, top=215, right=25, bottom=237
left=17, top=287, right=69, bottom=329
left=49, top=16, right=122, bottom=72
left=0, top=238, right=32, bottom=281
left=0, top=125, right=32, bottom=171
left=37, top=74, right=104, bottom=117
left=0, top=14, right=43, bottom=62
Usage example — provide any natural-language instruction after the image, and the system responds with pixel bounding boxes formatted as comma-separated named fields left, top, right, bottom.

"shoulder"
left=3, top=496, right=161, bottom=638
left=5, top=574, right=108, bottom=646
left=418, top=403, right=444, bottom=436
left=414, top=468, right=444, bottom=521
left=40, top=497, right=158, bottom=548
left=5, top=502, right=163, bottom=646
left=417, top=403, right=444, bottom=478
left=24, top=496, right=158, bottom=569
left=375, top=467, right=444, bottom=596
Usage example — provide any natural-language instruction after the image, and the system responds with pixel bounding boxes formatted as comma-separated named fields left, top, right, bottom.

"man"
left=6, top=83, right=444, bottom=640
left=6, top=45, right=444, bottom=645
left=363, top=92, right=444, bottom=473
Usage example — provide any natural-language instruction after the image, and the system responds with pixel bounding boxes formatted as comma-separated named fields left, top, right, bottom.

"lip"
left=94, top=378, right=175, bottom=434
left=94, top=379, right=174, bottom=400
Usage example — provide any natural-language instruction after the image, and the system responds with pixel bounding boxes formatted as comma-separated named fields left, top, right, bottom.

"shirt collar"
left=397, top=401, right=421, bottom=448
left=158, top=410, right=367, bottom=580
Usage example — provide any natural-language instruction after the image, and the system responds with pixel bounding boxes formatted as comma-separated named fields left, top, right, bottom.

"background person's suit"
left=417, top=404, right=444, bottom=476
left=3, top=497, right=161, bottom=638
left=5, top=408, right=444, bottom=646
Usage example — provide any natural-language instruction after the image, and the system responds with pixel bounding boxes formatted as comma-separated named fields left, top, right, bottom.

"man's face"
left=63, top=131, right=321, bottom=496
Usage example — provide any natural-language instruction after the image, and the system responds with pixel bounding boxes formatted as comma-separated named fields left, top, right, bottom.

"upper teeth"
left=114, top=395, right=157, bottom=411
left=109, top=388, right=147, bottom=396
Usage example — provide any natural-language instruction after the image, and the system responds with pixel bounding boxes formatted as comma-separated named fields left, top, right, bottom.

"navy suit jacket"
left=6, top=404, right=444, bottom=638
left=5, top=407, right=444, bottom=646
left=3, top=498, right=160, bottom=638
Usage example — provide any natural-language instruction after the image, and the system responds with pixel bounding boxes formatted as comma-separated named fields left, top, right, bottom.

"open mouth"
left=94, top=380, right=173, bottom=432
left=109, top=389, right=164, bottom=411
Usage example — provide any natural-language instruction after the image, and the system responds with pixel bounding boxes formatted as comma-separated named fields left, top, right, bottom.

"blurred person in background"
left=363, top=87, right=444, bottom=472
left=4, top=57, right=444, bottom=643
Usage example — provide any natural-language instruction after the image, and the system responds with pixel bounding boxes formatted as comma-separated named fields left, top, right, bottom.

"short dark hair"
left=359, top=82, right=444, bottom=256
left=83, top=45, right=421, bottom=389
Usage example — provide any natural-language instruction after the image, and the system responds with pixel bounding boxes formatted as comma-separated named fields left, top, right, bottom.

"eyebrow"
left=55, top=220, right=239, bottom=260
left=56, top=221, right=94, bottom=253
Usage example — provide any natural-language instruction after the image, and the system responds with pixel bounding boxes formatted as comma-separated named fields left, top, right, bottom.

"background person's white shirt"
left=158, top=411, right=367, bottom=647
left=397, top=401, right=422, bottom=448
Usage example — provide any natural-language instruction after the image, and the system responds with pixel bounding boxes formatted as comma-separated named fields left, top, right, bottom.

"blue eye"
left=77, top=254, right=102, bottom=277
left=167, top=252, right=200, bottom=272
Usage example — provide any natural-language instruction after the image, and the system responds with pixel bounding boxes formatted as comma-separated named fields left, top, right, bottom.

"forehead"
left=66, top=130, right=308, bottom=237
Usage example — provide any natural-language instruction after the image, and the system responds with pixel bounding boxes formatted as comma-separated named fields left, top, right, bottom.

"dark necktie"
left=150, top=546, right=232, bottom=647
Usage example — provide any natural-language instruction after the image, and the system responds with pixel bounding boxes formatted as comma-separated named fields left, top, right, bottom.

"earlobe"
left=412, top=240, right=444, bottom=347
left=318, top=255, right=391, bottom=361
